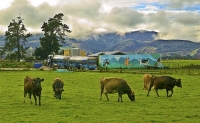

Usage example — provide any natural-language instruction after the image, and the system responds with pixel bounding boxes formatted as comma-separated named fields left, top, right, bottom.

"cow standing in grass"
left=24, top=76, right=44, bottom=106
left=147, top=76, right=182, bottom=97
left=100, top=77, right=135, bottom=102
left=52, top=78, right=64, bottom=100
left=143, top=73, right=153, bottom=90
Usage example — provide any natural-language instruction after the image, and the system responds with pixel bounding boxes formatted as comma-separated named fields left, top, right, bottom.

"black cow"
left=52, top=78, right=64, bottom=100
left=147, top=76, right=182, bottom=97
left=24, top=76, right=44, bottom=106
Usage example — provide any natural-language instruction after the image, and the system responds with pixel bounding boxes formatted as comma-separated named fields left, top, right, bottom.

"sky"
left=0, top=0, right=200, bottom=42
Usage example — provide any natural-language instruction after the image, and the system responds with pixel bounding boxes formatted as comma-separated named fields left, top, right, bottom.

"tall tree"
left=3, top=14, right=32, bottom=61
left=34, top=13, right=71, bottom=60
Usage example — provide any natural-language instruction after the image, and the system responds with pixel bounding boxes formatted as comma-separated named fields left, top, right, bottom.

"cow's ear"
left=41, top=79, right=44, bottom=82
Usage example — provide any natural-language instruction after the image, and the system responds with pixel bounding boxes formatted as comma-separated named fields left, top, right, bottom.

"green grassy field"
left=162, top=59, right=200, bottom=68
left=0, top=70, right=200, bottom=123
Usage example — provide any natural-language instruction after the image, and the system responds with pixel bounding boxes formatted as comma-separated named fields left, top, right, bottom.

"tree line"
left=0, top=13, right=71, bottom=62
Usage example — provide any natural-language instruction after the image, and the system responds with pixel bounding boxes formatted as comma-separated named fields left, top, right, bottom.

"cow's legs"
left=144, top=80, right=149, bottom=90
left=100, top=93, right=102, bottom=100
left=24, top=91, right=27, bottom=103
left=168, top=89, right=173, bottom=97
left=100, top=86, right=104, bottom=100
left=166, top=89, right=169, bottom=97
left=59, top=93, right=62, bottom=100
left=105, top=93, right=109, bottom=101
left=166, top=89, right=173, bottom=97
left=155, top=89, right=159, bottom=97
left=118, top=93, right=123, bottom=102
left=143, top=81, right=146, bottom=90
left=147, top=87, right=152, bottom=96
left=39, top=95, right=41, bottom=106
left=147, top=81, right=154, bottom=96
left=100, top=92, right=103, bottom=101
left=28, top=93, right=32, bottom=104
left=170, top=89, right=173, bottom=96
left=33, top=95, right=37, bottom=105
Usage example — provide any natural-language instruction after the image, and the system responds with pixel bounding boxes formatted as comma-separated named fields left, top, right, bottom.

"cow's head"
left=128, top=91, right=135, bottom=101
left=175, top=79, right=182, bottom=88
left=33, top=78, right=44, bottom=89
left=54, top=88, right=64, bottom=100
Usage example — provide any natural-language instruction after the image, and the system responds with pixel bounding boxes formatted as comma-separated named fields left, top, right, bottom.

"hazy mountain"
left=0, top=31, right=200, bottom=57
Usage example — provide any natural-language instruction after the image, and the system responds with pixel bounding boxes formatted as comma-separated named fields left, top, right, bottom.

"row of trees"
left=0, top=13, right=71, bottom=62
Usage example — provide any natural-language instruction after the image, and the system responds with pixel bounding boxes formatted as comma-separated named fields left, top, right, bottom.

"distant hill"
left=0, top=33, right=42, bottom=48
left=0, top=31, right=200, bottom=57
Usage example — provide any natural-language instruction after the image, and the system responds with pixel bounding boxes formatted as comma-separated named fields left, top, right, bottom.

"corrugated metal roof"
left=88, top=51, right=125, bottom=57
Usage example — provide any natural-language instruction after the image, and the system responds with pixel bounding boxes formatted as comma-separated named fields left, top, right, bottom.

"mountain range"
left=1, top=30, right=200, bottom=57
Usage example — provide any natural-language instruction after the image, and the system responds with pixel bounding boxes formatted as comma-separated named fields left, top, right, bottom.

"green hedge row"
left=0, top=61, right=33, bottom=68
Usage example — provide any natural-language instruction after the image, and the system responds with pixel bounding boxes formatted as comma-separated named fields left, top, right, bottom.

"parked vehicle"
left=49, top=55, right=97, bottom=70
left=68, top=56, right=97, bottom=70
left=52, top=55, right=70, bottom=69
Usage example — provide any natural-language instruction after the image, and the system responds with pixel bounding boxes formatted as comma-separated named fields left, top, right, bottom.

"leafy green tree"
left=3, top=15, right=32, bottom=61
left=34, top=13, right=71, bottom=60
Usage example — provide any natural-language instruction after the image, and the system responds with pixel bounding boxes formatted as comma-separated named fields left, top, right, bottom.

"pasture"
left=0, top=70, right=200, bottom=123
left=162, top=59, right=200, bottom=68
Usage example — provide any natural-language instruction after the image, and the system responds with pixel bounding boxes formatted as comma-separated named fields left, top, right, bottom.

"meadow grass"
left=0, top=70, right=200, bottom=123
left=162, top=59, right=200, bottom=68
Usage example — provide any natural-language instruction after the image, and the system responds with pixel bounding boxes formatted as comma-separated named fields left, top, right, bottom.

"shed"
left=99, top=54, right=163, bottom=69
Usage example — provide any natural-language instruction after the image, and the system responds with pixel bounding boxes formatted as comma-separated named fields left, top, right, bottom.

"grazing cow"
left=100, top=77, right=135, bottom=102
left=52, top=78, right=64, bottom=100
left=143, top=73, right=153, bottom=90
left=24, top=76, right=44, bottom=106
left=147, top=76, right=182, bottom=97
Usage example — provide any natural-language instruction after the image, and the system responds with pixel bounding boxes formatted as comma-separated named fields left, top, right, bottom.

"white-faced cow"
left=52, top=78, right=64, bottom=100
left=100, top=77, right=135, bottom=102
left=24, top=76, right=44, bottom=106
left=143, top=73, right=153, bottom=90
left=147, top=76, right=182, bottom=97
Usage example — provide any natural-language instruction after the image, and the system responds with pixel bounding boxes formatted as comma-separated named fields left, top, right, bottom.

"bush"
left=0, top=60, right=33, bottom=68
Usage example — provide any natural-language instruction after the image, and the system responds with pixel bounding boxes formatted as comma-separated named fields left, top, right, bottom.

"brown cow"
left=143, top=73, right=153, bottom=90
left=100, top=77, right=135, bottom=102
left=52, top=78, right=64, bottom=100
left=147, top=76, right=182, bottom=97
left=24, top=76, right=44, bottom=106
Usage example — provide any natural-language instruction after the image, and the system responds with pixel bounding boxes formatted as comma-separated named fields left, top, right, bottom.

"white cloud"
left=0, top=0, right=13, bottom=10
left=0, top=0, right=200, bottom=42
left=167, top=0, right=200, bottom=8
left=27, top=0, right=58, bottom=7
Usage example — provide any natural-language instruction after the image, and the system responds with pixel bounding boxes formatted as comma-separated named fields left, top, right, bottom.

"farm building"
left=99, top=54, right=163, bottom=69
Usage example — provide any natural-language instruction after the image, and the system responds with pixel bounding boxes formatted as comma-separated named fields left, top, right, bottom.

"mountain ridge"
left=0, top=31, right=200, bottom=57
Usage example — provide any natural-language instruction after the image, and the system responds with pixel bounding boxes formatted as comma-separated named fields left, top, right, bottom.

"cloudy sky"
left=0, top=0, right=200, bottom=41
